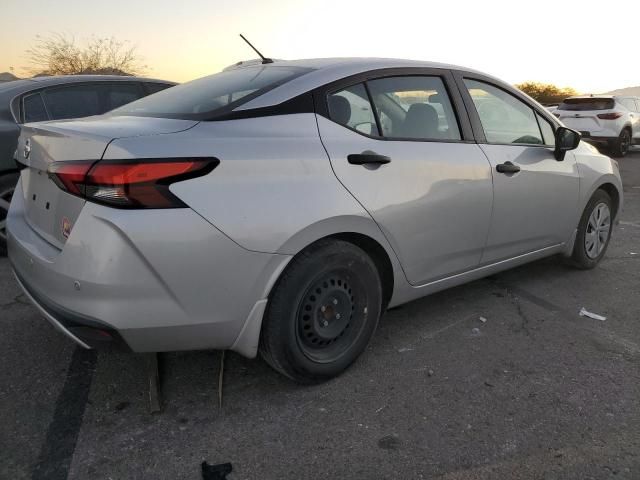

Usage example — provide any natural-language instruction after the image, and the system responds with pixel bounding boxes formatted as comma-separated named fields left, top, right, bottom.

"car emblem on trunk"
left=23, top=139, right=31, bottom=159
left=61, top=217, right=72, bottom=239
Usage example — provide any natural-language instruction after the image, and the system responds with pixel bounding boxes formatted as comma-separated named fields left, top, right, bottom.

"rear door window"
left=43, top=85, right=102, bottom=119
left=22, top=93, right=49, bottom=123
left=367, top=76, right=461, bottom=140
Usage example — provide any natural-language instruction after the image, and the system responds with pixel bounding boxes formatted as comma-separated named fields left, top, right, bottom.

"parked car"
left=7, top=59, right=623, bottom=383
left=554, top=95, right=640, bottom=157
left=0, top=75, right=176, bottom=254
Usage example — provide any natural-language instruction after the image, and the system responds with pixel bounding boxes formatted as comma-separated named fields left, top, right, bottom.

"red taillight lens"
left=597, top=112, right=623, bottom=120
left=48, top=158, right=218, bottom=208
left=48, top=161, right=94, bottom=195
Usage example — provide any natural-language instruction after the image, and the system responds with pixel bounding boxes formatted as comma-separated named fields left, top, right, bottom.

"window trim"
left=453, top=71, right=562, bottom=148
left=313, top=67, right=475, bottom=144
left=21, top=92, right=51, bottom=123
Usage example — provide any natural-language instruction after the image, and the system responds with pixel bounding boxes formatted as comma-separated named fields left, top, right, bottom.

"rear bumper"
left=7, top=179, right=291, bottom=355
left=13, top=269, right=130, bottom=350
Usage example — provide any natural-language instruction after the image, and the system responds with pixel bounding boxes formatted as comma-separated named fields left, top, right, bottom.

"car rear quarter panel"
left=104, top=113, right=409, bottom=304
left=105, top=114, right=395, bottom=249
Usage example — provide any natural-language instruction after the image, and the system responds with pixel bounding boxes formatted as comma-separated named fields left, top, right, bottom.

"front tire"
left=259, top=239, right=382, bottom=383
left=570, top=189, right=613, bottom=269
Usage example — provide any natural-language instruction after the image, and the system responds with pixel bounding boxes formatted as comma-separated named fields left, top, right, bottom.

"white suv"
left=555, top=95, right=640, bottom=157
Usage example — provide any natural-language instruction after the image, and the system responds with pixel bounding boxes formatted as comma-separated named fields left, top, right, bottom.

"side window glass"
left=43, top=85, right=101, bottom=120
left=620, top=99, right=636, bottom=111
left=328, top=83, right=378, bottom=135
left=367, top=76, right=461, bottom=140
left=464, top=79, right=544, bottom=145
left=145, top=82, right=173, bottom=95
left=536, top=112, right=556, bottom=146
left=23, top=93, right=49, bottom=123
left=104, top=83, right=142, bottom=110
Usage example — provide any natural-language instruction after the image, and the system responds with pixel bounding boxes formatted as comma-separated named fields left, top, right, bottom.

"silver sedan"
left=7, top=58, right=623, bottom=383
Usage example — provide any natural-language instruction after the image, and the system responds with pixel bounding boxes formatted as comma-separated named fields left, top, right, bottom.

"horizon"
left=0, top=0, right=636, bottom=93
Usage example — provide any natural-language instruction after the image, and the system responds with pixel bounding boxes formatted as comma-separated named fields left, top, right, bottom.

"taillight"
left=47, top=158, right=218, bottom=208
left=597, top=112, right=623, bottom=120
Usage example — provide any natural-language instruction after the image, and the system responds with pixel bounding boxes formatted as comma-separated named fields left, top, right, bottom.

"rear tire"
left=0, top=172, right=19, bottom=257
left=570, top=189, right=613, bottom=269
left=611, top=128, right=631, bottom=157
left=259, top=239, right=382, bottom=383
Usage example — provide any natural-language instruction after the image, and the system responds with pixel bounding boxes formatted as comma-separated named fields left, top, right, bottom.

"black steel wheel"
left=260, top=239, right=382, bottom=383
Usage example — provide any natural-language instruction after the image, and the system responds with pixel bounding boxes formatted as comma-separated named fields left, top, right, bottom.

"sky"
left=0, top=0, right=636, bottom=93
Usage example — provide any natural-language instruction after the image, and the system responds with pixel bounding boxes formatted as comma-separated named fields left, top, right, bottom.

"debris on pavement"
left=202, top=461, right=233, bottom=480
left=427, top=369, right=434, bottom=377
left=471, top=327, right=481, bottom=336
left=479, top=316, right=488, bottom=323
left=579, top=307, right=607, bottom=321
left=397, top=347, right=414, bottom=353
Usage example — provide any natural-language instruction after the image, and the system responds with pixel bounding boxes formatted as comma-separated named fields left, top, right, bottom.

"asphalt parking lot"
left=1, top=149, right=639, bottom=480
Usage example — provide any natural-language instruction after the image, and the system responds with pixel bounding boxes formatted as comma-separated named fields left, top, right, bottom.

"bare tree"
left=25, top=33, right=147, bottom=76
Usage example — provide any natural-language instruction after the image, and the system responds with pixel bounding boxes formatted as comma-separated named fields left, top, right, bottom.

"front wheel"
left=259, top=239, right=382, bottom=383
left=570, top=190, right=613, bottom=269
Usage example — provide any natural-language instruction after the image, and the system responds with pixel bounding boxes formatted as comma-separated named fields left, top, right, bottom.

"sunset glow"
left=0, top=0, right=636, bottom=93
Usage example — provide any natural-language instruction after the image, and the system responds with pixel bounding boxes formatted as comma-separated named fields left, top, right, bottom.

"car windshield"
left=558, top=98, right=615, bottom=111
left=110, top=65, right=312, bottom=119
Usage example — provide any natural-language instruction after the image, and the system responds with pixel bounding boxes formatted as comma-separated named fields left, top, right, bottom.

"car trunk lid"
left=16, top=116, right=198, bottom=249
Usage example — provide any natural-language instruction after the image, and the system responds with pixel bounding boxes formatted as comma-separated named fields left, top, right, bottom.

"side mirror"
left=554, top=126, right=581, bottom=161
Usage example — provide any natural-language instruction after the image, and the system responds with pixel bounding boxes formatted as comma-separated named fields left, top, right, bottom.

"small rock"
left=471, top=327, right=481, bottom=336
left=427, top=369, right=434, bottom=377
left=479, top=316, right=487, bottom=323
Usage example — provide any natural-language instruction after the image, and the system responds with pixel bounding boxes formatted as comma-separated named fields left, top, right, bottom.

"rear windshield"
left=558, top=98, right=615, bottom=111
left=110, top=66, right=312, bottom=119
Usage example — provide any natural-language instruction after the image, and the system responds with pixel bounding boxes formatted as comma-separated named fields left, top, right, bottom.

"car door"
left=315, top=70, right=493, bottom=286
left=456, top=74, right=580, bottom=263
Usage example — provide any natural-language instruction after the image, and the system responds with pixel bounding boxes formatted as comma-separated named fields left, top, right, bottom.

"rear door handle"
left=347, top=152, right=391, bottom=165
left=496, top=161, right=520, bottom=174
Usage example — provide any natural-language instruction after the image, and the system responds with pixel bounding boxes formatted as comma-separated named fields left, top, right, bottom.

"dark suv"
left=0, top=75, right=176, bottom=253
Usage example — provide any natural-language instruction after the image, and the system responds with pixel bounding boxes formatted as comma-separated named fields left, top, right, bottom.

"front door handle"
left=348, top=152, right=391, bottom=165
left=496, top=161, right=521, bottom=174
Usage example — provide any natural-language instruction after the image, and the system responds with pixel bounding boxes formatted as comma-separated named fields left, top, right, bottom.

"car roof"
left=233, top=57, right=492, bottom=111
left=0, top=75, right=176, bottom=97
left=0, top=75, right=177, bottom=120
